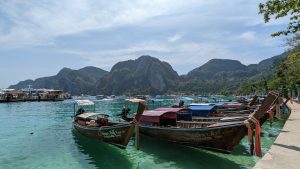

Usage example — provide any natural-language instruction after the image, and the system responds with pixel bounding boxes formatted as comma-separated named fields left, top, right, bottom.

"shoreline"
left=253, top=101, right=300, bottom=169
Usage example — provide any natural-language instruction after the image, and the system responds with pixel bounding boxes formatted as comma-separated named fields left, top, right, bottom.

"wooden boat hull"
left=73, top=122, right=135, bottom=148
left=140, top=113, right=270, bottom=153
left=139, top=92, right=277, bottom=154
left=140, top=123, right=247, bottom=153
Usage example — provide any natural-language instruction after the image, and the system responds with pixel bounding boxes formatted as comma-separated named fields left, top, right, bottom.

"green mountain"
left=9, top=66, right=108, bottom=95
left=176, top=53, right=287, bottom=94
left=186, top=59, right=254, bottom=80
left=246, top=52, right=288, bottom=80
left=9, top=53, right=287, bottom=95
left=248, top=53, right=287, bottom=71
left=96, top=55, right=179, bottom=95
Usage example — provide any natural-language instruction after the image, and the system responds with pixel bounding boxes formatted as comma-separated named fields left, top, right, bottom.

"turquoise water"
left=0, top=99, right=286, bottom=169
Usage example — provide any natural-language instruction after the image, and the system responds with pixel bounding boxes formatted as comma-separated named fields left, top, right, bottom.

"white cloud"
left=0, top=0, right=196, bottom=48
left=60, top=41, right=172, bottom=70
left=168, top=33, right=183, bottom=43
left=238, top=31, right=256, bottom=42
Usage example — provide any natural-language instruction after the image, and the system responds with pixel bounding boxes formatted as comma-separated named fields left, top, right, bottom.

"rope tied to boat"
left=243, top=113, right=262, bottom=157
left=267, top=96, right=283, bottom=126
left=276, top=98, right=282, bottom=120
left=267, top=104, right=276, bottom=125
left=289, top=96, right=293, bottom=104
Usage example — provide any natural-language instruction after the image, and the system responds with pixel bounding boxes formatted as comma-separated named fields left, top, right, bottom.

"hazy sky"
left=0, top=0, right=288, bottom=88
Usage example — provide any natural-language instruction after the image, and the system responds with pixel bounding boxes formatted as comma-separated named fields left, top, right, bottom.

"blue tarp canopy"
left=216, top=101, right=239, bottom=105
left=189, top=103, right=215, bottom=106
left=188, top=105, right=216, bottom=110
left=188, top=105, right=216, bottom=117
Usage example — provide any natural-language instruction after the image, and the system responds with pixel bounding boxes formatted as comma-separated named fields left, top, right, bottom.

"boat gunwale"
left=73, top=121, right=134, bottom=131
left=139, top=122, right=244, bottom=132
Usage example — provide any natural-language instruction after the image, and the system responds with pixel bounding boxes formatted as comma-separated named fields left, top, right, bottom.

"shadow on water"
left=72, top=129, right=133, bottom=169
left=139, top=135, right=243, bottom=169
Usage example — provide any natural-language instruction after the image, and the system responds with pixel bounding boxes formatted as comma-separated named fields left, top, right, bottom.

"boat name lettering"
left=196, top=129, right=234, bottom=140
left=102, top=130, right=125, bottom=138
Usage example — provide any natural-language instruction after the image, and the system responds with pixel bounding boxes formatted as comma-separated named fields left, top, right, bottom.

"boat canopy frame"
left=74, top=99, right=96, bottom=117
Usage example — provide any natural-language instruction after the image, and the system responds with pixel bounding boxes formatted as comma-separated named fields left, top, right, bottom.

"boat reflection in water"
left=72, top=129, right=133, bottom=169
left=72, top=128, right=246, bottom=169
left=138, top=134, right=245, bottom=169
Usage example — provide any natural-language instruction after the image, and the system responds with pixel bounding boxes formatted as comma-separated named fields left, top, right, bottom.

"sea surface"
left=0, top=99, right=287, bottom=169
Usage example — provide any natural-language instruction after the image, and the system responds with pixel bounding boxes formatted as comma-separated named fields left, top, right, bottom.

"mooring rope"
left=243, top=113, right=262, bottom=157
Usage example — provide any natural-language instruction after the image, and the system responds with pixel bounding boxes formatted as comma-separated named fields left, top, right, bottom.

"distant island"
left=9, top=54, right=287, bottom=96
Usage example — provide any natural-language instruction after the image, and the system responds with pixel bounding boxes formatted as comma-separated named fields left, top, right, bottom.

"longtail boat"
left=73, top=99, right=146, bottom=148
left=189, top=95, right=258, bottom=114
left=186, top=95, right=260, bottom=122
left=138, top=92, right=278, bottom=154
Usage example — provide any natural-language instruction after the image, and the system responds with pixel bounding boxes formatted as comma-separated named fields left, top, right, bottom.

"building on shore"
left=0, top=89, right=25, bottom=102
left=0, top=88, right=68, bottom=102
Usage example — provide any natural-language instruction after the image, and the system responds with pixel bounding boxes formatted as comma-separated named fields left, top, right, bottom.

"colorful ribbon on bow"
left=276, top=98, right=282, bottom=120
left=267, top=104, right=276, bottom=125
left=243, top=113, right=262, bottom=157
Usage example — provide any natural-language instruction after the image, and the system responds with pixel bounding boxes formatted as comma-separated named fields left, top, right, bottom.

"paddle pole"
left=130, top=100, right=146, bottom=150
left=135, top=124, right=140, bottom=150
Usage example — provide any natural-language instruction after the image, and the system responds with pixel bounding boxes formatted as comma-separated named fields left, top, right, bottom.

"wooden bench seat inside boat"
left=96, top=118, right=109, bottom=126
left=75, top=117, right=110, bottom=127
left=77, top=119, right=86, bottom=126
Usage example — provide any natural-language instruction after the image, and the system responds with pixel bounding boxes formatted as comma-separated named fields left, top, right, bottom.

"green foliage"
left=285, top=49, right=300, bottom=84
left=236, top=81, right=255, bottom=95
left=286, top=33, right=300, bottom=49
left=268, top=77, right=281, bottom=90
left=259, top=0, right=300, bottom=36
left=173, top=79, right=234, bottom=95
left=236, top=76, right=270, bottom=95
left=220, top=87, right=230, bottom=96
left=268, top=41, right=300, bottom=94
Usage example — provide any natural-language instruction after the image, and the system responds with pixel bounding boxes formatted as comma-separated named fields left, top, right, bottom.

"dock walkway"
left=253, top=102, right=300, bottom=169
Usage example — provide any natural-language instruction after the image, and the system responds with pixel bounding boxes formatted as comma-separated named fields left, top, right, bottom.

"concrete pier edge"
left=253, top=101, right=300, bottom=169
